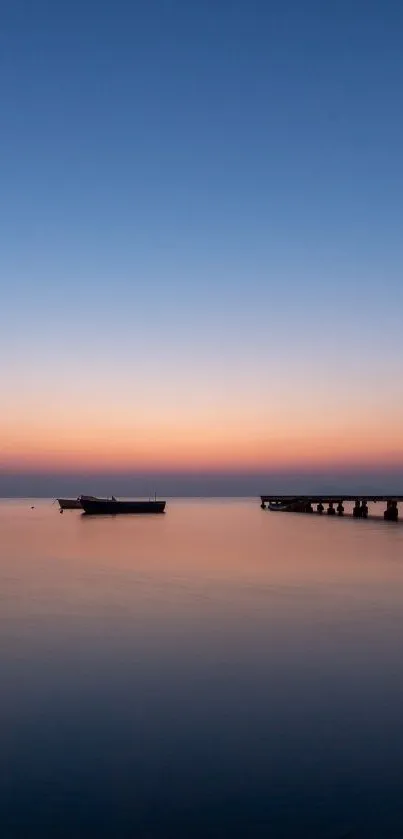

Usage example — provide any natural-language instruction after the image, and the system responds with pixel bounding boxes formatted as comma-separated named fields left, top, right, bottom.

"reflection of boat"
left=79, top=496, right=166, bottom=515
left=57, top=498, right=82, bottom=510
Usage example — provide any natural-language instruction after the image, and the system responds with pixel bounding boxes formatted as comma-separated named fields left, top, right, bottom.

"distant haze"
left=2, top=467, right=403, bottom=498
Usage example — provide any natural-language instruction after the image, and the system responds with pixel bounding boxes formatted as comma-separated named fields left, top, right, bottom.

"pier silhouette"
left=260, top=495, right=403, bottom=521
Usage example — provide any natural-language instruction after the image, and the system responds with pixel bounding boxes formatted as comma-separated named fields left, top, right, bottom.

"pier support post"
left=317, top=502, right=324, bottom=514
left=260, top=501, right=266, bottom=510
left=384, top=500, right=398, bottom=522
left=327, top=502, right=336, bottom=515
left=353, top=500, right=361, bottom=518
left=361, top=500, right=369, bottom=519
left=337, top=502, right=344, bottom=516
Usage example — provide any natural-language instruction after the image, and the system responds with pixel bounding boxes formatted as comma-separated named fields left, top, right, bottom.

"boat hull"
left=58, top=498, right=82, bottom=510
left=80, top=498, right=166, bottom=515
left=268, top=500, right=309, bottom=512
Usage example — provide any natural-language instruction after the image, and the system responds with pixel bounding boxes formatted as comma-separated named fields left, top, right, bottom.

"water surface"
left=1, top=498, right=403, bottom=838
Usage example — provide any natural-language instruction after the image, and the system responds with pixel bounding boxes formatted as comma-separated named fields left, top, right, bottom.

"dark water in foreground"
left=1, top=499, right=403, bottom=838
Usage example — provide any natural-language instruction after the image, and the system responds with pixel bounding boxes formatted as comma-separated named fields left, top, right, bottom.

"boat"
left=268, top=499, right=311, bottom=512
left=79, top=496, right=166, bottom=515
left=57, top=498, right=82, bottom=510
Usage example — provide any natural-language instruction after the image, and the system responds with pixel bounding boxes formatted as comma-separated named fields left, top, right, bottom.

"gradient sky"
left=1, top=0, right=403, bottom=490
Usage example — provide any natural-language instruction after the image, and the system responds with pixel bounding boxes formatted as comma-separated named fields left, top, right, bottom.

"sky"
left=1, top=0, right=402, bottom=494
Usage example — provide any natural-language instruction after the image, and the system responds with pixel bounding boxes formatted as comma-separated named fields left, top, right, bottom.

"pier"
left=260, top=495, right=403, bottom=521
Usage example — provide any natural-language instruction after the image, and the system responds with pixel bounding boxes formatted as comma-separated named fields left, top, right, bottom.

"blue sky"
left=1, top=0, right=402, bottom=490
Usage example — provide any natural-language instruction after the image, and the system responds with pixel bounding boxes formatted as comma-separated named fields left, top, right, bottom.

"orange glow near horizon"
left=2, top=415, right=403, bottom=473
left=3, top=359, right=403, bottom=475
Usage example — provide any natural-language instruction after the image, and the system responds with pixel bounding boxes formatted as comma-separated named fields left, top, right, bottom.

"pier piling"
left=384, top=500, right=398, bottom=522
left=361, top=501, right=369, bottom=519
left=353, top=500, right=361, bottom=518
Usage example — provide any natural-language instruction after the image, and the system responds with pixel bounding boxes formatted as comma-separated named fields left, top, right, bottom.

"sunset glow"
left=2, top=414, right=403, bottom=473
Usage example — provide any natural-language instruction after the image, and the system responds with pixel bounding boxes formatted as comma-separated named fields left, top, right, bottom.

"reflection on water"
left=1, top=499, right=403, bottom=838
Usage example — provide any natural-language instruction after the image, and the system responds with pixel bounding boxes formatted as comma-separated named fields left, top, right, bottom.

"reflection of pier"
left=260, top=495, right=403, bottom=521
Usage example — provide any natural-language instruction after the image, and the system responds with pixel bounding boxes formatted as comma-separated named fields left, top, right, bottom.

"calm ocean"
left=1, top=498, right=403, bottom=838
